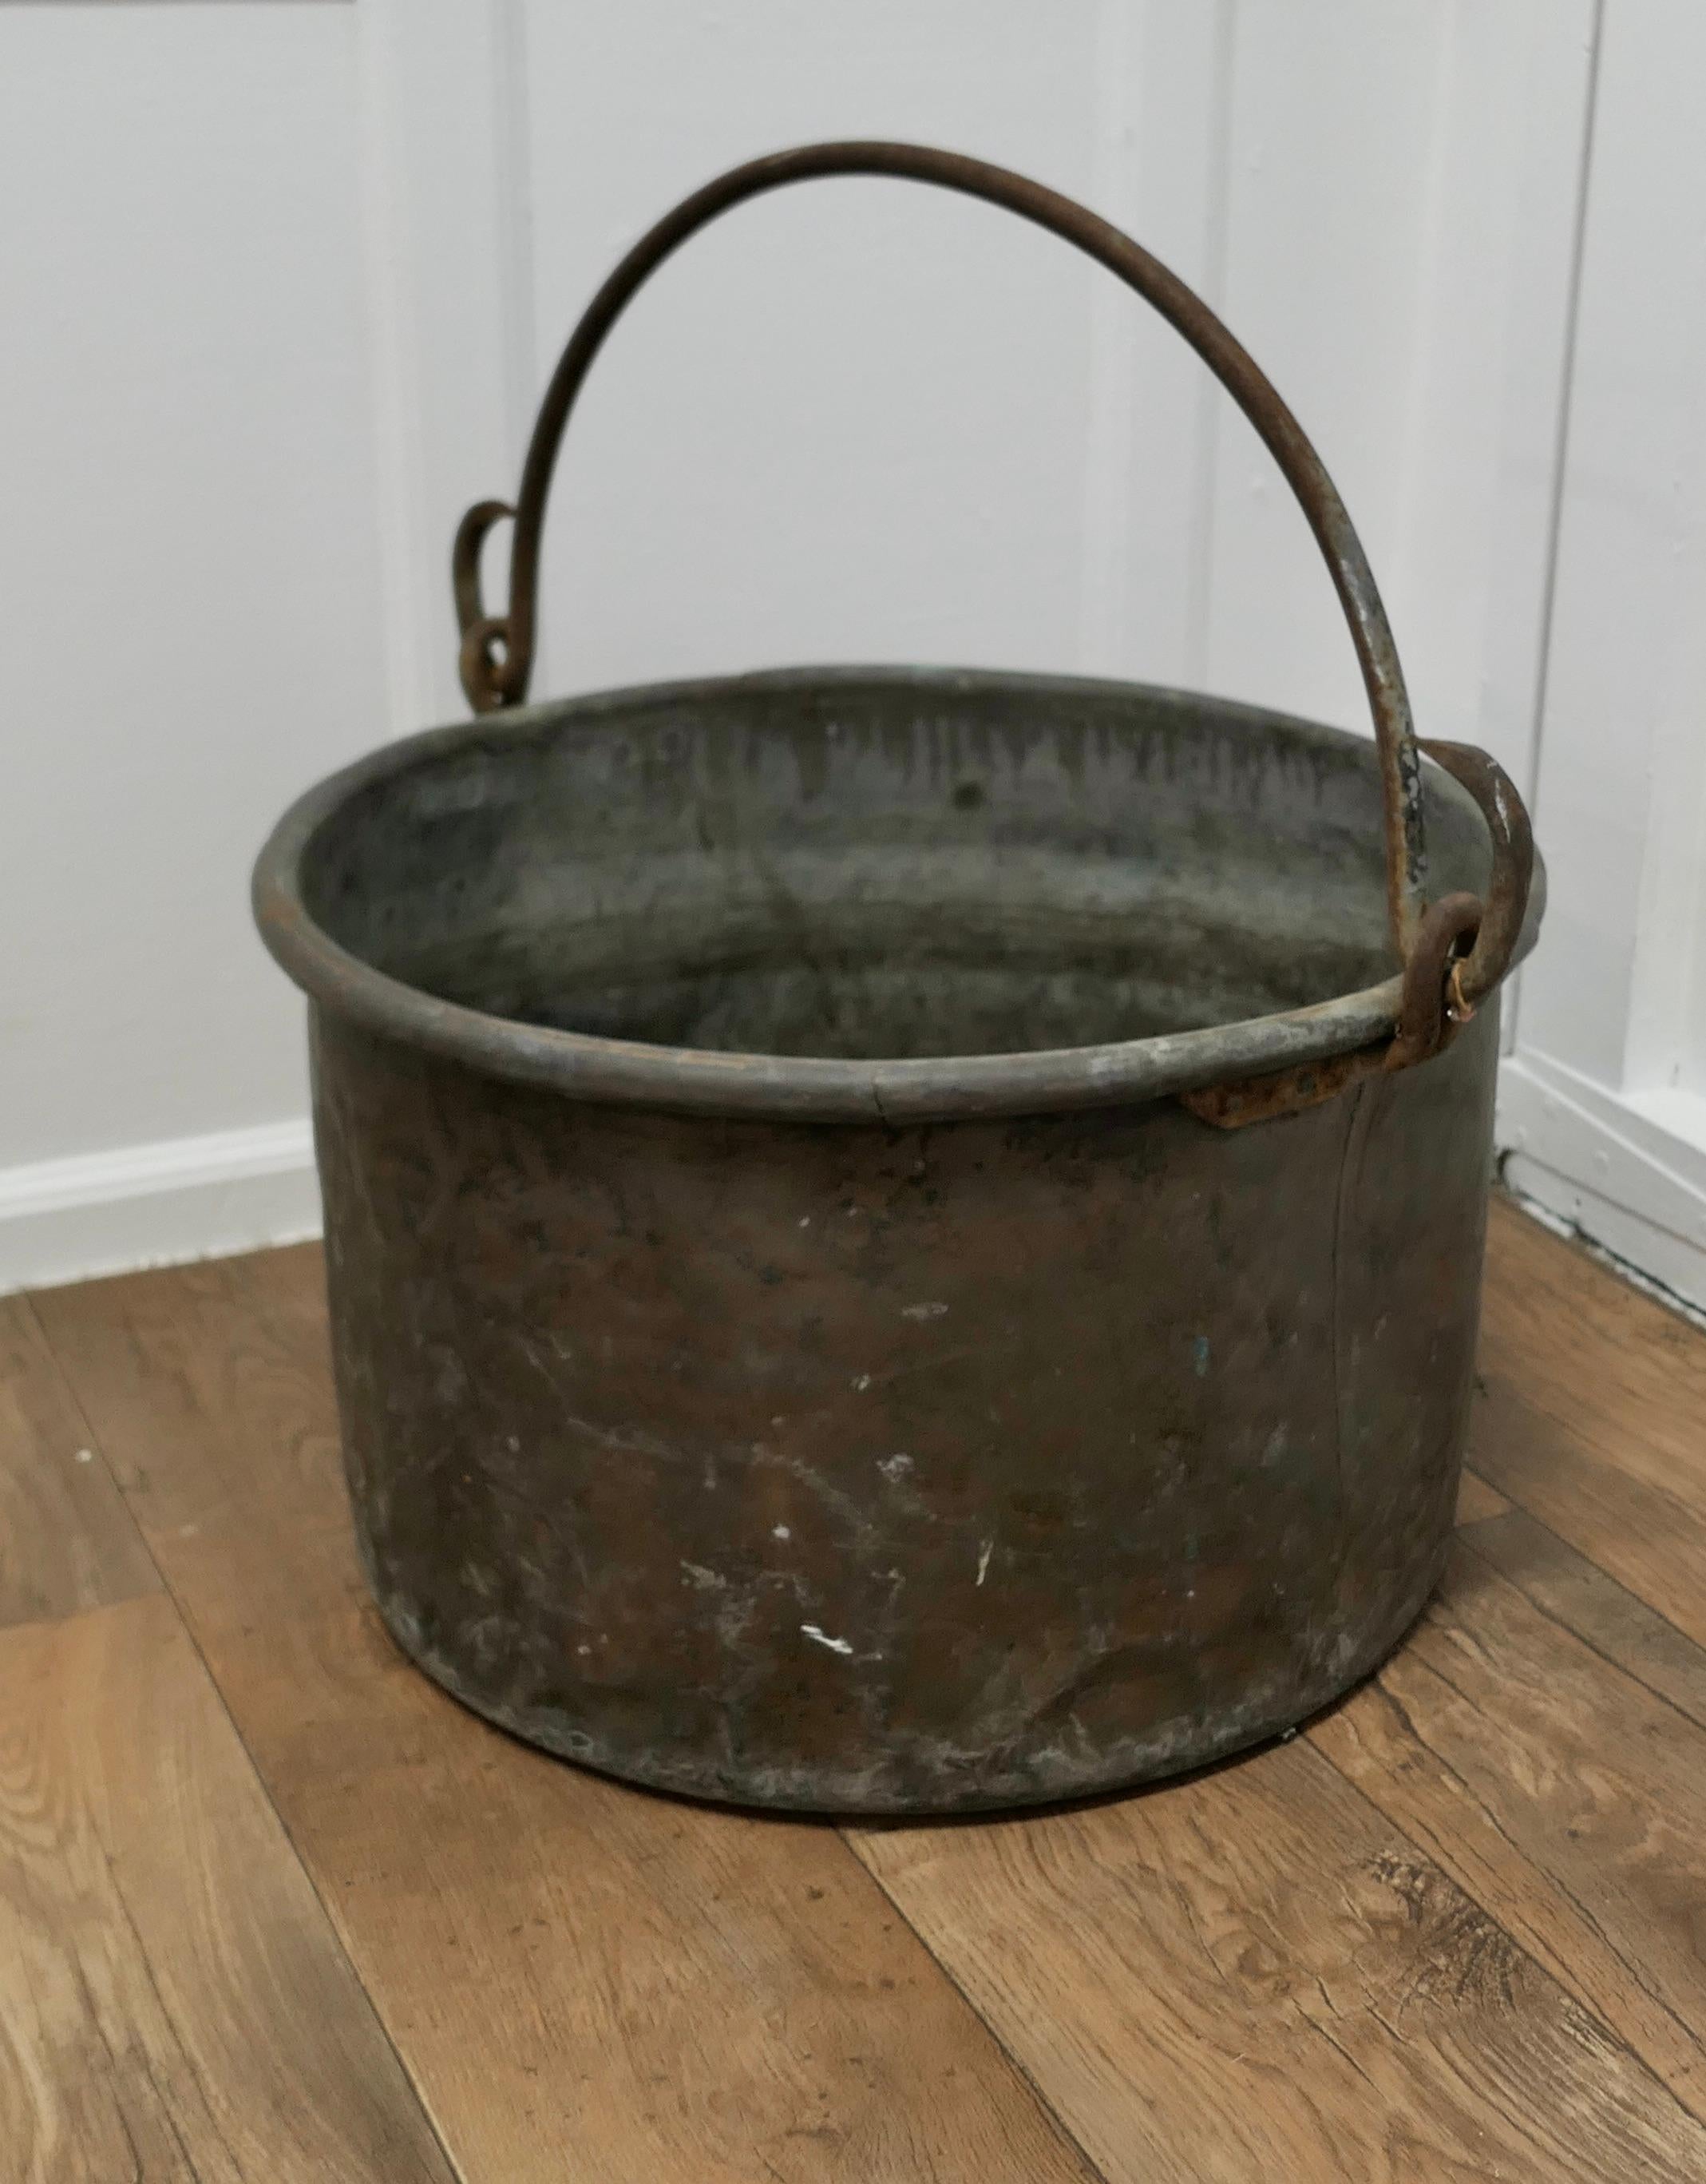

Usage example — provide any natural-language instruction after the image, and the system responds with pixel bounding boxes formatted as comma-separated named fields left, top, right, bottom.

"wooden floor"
left=2, top=1194, right=1704, bottom=2181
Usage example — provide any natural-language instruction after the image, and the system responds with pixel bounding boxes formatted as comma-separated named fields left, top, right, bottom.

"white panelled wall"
left=1495, top=0, right=1706, bottom=1308
left=0, top=1, right=381, bottom=1285
left=2, top=1, right=1704, bottom=1313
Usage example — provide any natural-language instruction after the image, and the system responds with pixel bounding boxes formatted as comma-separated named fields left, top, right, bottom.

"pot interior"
left=298, top=670, right=1490, bottom=1061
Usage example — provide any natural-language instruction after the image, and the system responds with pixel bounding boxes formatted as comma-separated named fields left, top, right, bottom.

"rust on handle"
left=1417, top=739, right=1535, bottom=1012
left=1185, top=744, right=1534, bottom=1125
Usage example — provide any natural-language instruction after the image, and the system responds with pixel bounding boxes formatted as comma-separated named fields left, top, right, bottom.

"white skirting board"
left=4, top=1056, right=1705, bottom=1313
left=1497, top=1051, right=1706, bottom=1321
left=0, top=1121, right=321, bottom=1298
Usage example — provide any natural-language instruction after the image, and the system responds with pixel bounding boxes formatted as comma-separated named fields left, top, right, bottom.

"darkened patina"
left=253, top=145, right=1542, bottom=1813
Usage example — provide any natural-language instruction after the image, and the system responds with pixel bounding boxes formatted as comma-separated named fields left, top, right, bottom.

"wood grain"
left=1454, top=1468, right=1511, bottom=1526
left=0, top=1591, right=457, bottom=2184
left=0, top=1295, right=157, bottom=1629
left=1467, top=1508, right=1706, bottom=1734
left=1312, top=1532, right=1706, bottom=2126
left=1474, top=1198, right=1706, bottom=1643
left=31, top=1250, right=1098, bottom=2184
left=849, top=1732, right=1704, bottom=2182
left=19, top=1194, right=1706, bottom=2183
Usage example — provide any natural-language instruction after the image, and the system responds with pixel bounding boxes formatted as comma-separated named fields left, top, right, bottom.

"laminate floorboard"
left=10, top=1191, right=1704, bottom=2178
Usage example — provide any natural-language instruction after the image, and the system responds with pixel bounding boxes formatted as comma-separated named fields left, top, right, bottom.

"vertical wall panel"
left=1383, top=0, right=1597, bottom=796
left=0, top=2, right=382, bottom=1171
left=1079, top=0, right=1234, bottom=688
left=1201, top=1, right=1450, bottom=741
left=1191, top=0, right=1592, bottom=821
left=1498, top=0, right=1706, bottom=1311
left=1518, top=0, right=1706, bottom=1094
left=515, top=0, right=1107, bottom=693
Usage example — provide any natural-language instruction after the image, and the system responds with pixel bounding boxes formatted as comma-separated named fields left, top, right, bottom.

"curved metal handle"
left=453, top=140, right=1534, bottom=1013
left=1416, top=740, right=1535, bottom=1012
left=453, top=139, right=1433, bottom=957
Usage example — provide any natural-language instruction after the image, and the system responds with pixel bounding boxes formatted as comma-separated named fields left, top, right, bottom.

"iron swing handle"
left=452, top=139, right=1531, bottom=1060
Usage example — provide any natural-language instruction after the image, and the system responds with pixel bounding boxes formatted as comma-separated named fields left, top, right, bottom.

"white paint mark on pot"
left=74, top=1448, right=94, bottom=1465
left=681, top=1560, right=726, bottom=1591
left=798, top=1215, right=811, bottom=1227
left=852, top=1373, right=873, bottom=1392
left=772, top=1524, right=791, bottom=1541
left=800, top=1623, right=854, bottom=1655
left=878, top=1453, right=913, bottom=1481
left=902, top=1302, right=949, bottom=1321
left=976, top=1539, right=994, bottom=1586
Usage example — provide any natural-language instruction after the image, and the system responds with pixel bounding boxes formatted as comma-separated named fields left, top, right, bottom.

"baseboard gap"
left=1495, top=1167, right=1706, bottom=1335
